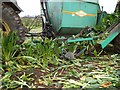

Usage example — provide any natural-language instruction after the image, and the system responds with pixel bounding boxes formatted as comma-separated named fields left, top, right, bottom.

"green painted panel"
left=67, top=37, right=93, bottom=43
left=62, top=2, right=98, bottom=27
left=46, top=0, right=99, bottom=35
left=46, top=1, right=63, bottom=32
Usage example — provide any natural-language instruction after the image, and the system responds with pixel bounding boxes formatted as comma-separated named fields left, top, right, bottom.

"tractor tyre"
left=1, top=3, right=27, bottom=44
left=113, top=34, right=120, bottom=53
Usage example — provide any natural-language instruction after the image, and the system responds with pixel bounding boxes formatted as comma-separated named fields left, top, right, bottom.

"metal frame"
left=100, top=23, right=120, bottom=49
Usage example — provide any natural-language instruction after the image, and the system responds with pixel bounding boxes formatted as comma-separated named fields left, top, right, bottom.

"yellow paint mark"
left=63, top=10, right=96, bottom=17
left=0, top=19, right=10, bottom=36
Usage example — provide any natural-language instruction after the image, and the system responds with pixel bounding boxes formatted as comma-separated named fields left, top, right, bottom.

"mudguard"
left=2, top=0, right=22, bottom=12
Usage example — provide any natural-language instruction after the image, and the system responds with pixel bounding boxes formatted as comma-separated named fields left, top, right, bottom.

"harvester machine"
left=40, top=0, right=120, bottom=53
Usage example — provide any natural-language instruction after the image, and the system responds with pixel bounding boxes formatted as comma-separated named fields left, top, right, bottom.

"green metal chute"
left=46, top=0, right=99, bottom=36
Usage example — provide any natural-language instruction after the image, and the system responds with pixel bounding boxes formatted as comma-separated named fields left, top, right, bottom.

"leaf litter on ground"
left=1, top=31, right=120, bottom=89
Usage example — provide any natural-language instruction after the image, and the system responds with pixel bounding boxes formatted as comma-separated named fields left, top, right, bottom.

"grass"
left=2, top=31, right=17, bottom=61
left=1, top=36, right=120, bottom=89
left=0, top=29, right=2, bottom=58
left=29, top=27, right=42, bottom=33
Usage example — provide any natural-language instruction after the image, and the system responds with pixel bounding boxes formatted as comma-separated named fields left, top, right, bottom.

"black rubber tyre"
left=1, top=3, right=27, bottom=44
left=113, top=34, right=120, bottom=53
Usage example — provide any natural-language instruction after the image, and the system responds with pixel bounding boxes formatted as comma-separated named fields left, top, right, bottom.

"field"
left=0, top=14, right=120, bottom=89
left=0, top=29, right=2, bottom=58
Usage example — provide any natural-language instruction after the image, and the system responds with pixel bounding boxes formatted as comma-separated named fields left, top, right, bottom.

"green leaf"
left=85, top=77, right=97, bottom=84
left=0, top=72, right=11, bottom=82
left=68, top=79, right=83, bottom=86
